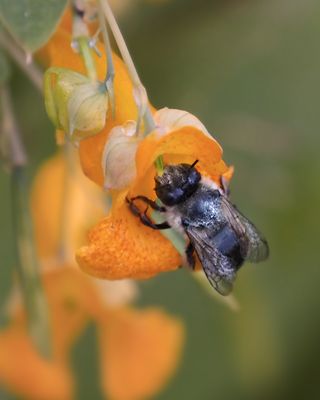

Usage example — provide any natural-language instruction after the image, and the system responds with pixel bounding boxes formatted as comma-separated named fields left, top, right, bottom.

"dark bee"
left=126, top=161, right=269, bottom=295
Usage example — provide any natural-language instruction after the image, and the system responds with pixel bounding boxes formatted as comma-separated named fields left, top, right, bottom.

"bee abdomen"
left=212, top=225, right=244, bottom=269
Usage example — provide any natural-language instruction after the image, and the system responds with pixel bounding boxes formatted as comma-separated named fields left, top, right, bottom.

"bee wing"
left=220, top=196, right=269, bottom=263
left=186, top=227, right=236, bottom=296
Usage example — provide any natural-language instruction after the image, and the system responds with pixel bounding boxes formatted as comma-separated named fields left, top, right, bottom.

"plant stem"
left=154, top=155, right=164, bottom=175
left=97, top=1, right=115, bottom=85
left=100, top=0, right=156, bottom=134
left=0, top=86, right=51, bottom=357
left=97, top=0, right=115, bottom=116
left=152, top=211, right=186, bottom=256
left=0, top=32, right=43, bottom=92
left=72, top=4, right=97, bottom=81
left=76, top=37, right=97, bottom=81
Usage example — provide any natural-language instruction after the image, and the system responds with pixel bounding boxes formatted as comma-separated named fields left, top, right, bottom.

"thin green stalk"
left=72, top=4, right=97, bottom=81
left=77, top=36, right=97, bottom=81
left=100, top=0, right=156, bottom=134
left=11, top=167, right=52, bottom=356
left=152, top=210, right=186, bottom=256
left=97, top=0, right=115, bottom=85
left=97, top=0, right=115, bottom=116
left=0, top=31, right=43, bottom=92
left=1, top=86, right=51, bottom=357
left=154, top=155, right=164, bottom=175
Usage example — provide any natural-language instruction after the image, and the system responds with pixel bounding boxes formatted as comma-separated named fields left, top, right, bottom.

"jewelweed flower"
left=37, top=21, right=138, bottom=142
left=0, top=327, right=73, bottom=400
left=30, top=151, right=105, bottom=266
left=0, top=266, right=97, bottom=400
left=0, top=152, right=185, bottom=400
left=0, top=267, right=184, bottom=400
left=76, top=108, right=233, bottom=279
left=99, top=307, right=184, bottom=400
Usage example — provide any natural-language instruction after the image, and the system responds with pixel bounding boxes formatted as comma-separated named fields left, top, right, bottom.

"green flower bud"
left=44, top=67, right=108, bottom=141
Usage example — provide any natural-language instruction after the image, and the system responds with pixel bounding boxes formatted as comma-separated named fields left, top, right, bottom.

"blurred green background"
left=1, top=0, right=320, bottom=399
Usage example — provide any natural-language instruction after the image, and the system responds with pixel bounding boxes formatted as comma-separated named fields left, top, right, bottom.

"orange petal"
left=0, top=327, right=73, bottom=400
left=78, top=118, right=119, bottom=186
left=12, top=267, right=104, bottom=362
left=42, top=267, right=104, bottom=360
left=99, top=307, right=184, bottom=400
left=76, top=204, right=181, bottom=280
left=31, top=151, right=105, bottom=264
left=137, top=126, right=224, bottom=179
left=131, top=126, right=228, bottom=200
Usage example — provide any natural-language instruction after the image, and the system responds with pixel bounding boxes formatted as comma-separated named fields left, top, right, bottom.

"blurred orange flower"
left=0, top=150, right=185, bottom=400
left=0, top=327, right=73, bottom=400
left=0, top=267, right=184, bottom=400
left=99, top=307, right=184, bottom=400
left=31, top=150, right=105, bottom=266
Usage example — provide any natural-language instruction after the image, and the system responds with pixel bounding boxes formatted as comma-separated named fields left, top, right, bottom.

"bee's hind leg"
left=126, top=197, right=170, bottom=230
left=185, top=242, right=196, bottom=270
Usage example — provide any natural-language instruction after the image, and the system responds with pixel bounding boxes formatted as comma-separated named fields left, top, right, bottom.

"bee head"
left=155, top=161, right=201, bottom=206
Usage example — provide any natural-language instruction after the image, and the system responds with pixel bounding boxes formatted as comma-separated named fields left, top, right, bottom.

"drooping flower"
left=0, top=266, right=184, bottom=400
left=0, top=150, right=185, bottom=400
left=30, top=150, right=105, bottom=266
left=99, top=307, right=184, bottom=400
left=37, top=17, right=138, bottom=143
left=0, top=326, right=73, bottom=400
left=76, top=108, right=233, bottom=280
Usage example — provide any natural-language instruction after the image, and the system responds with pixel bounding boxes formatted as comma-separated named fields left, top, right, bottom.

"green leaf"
left=0, top=49, right=10, bottom=83
left=0, top=0, right=67, bottom=53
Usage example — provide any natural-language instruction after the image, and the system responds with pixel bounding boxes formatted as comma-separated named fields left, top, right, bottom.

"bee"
left=126, top=161, right=269, bottom=295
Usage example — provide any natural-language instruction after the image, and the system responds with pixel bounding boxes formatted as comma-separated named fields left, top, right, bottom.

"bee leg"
left=140, top=207, right=171, bottom=229
left=185, top=242, right=195, bottom=270
left=130, top=195, right=166, bottom=212
left=126, top=198, right=170, bottom=230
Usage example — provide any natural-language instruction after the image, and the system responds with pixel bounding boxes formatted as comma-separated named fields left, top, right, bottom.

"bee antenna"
left=190, top=159, right=199, bottom=168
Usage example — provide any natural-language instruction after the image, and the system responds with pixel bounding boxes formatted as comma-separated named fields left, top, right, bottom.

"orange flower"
left=30, top=150, right=105, bottom=265
left=0, top=266, right=99, bottom=400
left=76, top=109, right=232, bottom=280
left=0, top=148, right=184, bottom=400
left=0, top=266, right=184, bottom=400
left=0, top=327, right=73, bottom=400
left=99, top=307, right=184, bottom=400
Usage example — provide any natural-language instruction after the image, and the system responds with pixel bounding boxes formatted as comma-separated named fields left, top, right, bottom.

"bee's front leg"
left=130, top=195, right=166, bottom=212
left=126, top=197, right=170, bottom=230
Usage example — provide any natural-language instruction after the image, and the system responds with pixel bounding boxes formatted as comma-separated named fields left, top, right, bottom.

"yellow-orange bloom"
left=0, top=267, right=184, bottom=400
left=31, top=150, right=105, bottom=265
left=99, top=307, right=184, bottom=400
left=0, top=266, right=100, bottom=400
left=77, top=116, right=232, bottom=280
left=0, top=328, right=73, bottom=400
